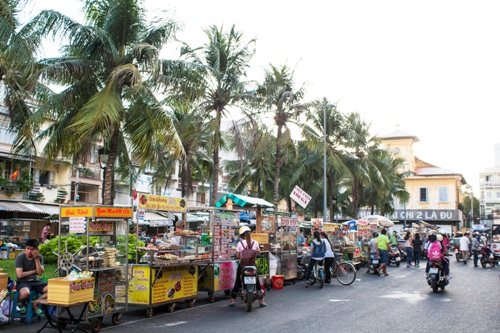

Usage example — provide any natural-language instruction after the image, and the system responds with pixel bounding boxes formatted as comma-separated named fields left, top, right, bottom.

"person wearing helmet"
left=425, top=233, right=451, bottom=280
left=471, top=232, right=481, bottom=267
left=459, top=232, right=471, bottom=264
left=228, top=226, right=266, bottom=307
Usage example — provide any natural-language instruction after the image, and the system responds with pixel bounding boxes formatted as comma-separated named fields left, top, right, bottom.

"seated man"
left=15, top=239, right=47, bottom=317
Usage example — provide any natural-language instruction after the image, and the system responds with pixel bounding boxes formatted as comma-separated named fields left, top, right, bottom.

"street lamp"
left=98, top=147, right=109, bottom=205
left=323, top=103, right=336, bottom=223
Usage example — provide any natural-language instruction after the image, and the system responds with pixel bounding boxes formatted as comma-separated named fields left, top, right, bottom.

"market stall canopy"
left=214, top=193, right=274, bottom=208
left=472, top=224, right=491, bottom=231
left=173, top=212, right=207, bottom=223
left=365, top=215, right=394, bottom=227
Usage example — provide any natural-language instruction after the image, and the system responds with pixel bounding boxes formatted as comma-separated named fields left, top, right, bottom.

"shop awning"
left=0, top=201, right=35, bottom=212
left=173, top=212, right=206, bottom=223
left=214, top=193, right=274, bottom=208
left=144, top=212, right=173, bottom=223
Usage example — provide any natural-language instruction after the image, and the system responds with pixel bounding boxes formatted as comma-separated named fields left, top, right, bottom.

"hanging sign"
left=69, top=217, right=86, bottom=234
left=290, top=185, right=312, bottom=208
left=137, top=193, right=187, bottom=212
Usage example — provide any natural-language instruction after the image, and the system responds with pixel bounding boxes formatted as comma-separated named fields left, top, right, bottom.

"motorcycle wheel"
left=431, top=279, right=438, bottom=293
left=297, top=268, right=305, bottom=280
left=455, top=253, right=461, bottom=262
left=395, top=260, right=400, bottom=267
left=246, top=295, right=252, bottom=312
left=481, top=258, right=487, bottom=268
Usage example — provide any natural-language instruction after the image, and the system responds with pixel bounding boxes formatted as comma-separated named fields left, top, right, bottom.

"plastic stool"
left=10, top=290, right=42, bottom=324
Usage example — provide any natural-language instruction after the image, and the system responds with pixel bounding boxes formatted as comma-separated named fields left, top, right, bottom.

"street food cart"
left=128, top=193, right=210, bottom=317
left=54, top=205, right=132, bottom=332
left=273, top=216, right=299, bottom=281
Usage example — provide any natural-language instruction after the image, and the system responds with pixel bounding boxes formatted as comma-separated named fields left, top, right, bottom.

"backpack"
left=427, top=241, right=443, bottom=261
left=239, top=240, right=258, bottom=267
left=312, top=239, right=326, bottom=258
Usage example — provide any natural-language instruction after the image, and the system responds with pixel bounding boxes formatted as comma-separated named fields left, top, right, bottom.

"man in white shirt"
left=459, top=232, right=471, bottom=264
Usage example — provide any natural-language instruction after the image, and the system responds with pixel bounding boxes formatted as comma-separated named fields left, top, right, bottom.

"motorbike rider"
left=425, top=233, right=451, bottom=280
left=471, top=232, right=481, bottom=267
left=228, top=226, right=266, bottom=307
left=305, top=230, right=327, bottom=287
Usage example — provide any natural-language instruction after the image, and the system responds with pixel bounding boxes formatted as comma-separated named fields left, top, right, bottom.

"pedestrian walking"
left=404, top=231, right=413, bottom=267
left=460, top=232, right=471, bottom=264
left=471, top=232, right=481, bottom=267
left=412, top=233, right=423, bottom=267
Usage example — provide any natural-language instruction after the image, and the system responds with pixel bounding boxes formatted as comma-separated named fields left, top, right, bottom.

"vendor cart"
left=273, top=216, right=299, bottom=281
left=197, top=209, right=239, bottom=303
left=128, top=193, right=210, bottom=317
left=55, top=205, right=132, bottom=332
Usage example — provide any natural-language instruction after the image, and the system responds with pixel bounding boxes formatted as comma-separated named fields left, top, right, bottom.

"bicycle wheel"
left=336, top=262, right=356, bottom=286
left=318, top=267, right=324, bottom=289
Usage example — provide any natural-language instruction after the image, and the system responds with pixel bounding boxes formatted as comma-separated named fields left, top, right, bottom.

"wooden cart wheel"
left=167, top=303, right=175, bottom=313
left=224, top=289, right=231, bottom=296
left=146, top=308, right=153, bottom=318
left=90, top=318, right=102, bottom=333
left=187, top=299, right=196, bottom=308
left=208, top=292, right=215, bottom=303
left=112, top=313, right=122, bottom=325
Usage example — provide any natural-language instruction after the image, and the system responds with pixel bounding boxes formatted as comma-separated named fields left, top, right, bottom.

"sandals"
left=35, top=308, right=45, bottom=317
left=259, top=302, right=267, bottom=308
left=384, top=273, right=389, bottom=276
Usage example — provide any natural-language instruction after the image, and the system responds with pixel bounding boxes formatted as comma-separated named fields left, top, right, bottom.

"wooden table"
left=32, top=299, right=89, bottom=333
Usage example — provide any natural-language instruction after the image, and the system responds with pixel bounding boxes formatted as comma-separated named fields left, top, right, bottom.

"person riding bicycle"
left=305, top=231, right=326, bottom=288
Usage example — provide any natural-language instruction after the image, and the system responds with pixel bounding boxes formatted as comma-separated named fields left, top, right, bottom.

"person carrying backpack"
left=228, top=226, right=266, bottom=307
left=425, top=234, right=450, bottom=280
left=305, top=231, right=326, bottom=287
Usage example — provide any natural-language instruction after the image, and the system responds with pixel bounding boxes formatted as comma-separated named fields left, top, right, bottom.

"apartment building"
left=479, top=143, right=500, bottom=226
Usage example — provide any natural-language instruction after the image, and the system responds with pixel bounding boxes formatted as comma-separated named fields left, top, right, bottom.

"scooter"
left=238, top=265, right=263, bottom=312
left=297, top=249, right=310, bottom=280
left=454, top=246, right=464, bottom=262
left=427, top=259, right=449, bottom=293
left=366, top=253, right=381, bottom=275
left=388, top=249, right=401, bottom=267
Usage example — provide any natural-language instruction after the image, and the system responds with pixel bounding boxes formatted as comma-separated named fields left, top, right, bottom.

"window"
left=419, top=187, right=428, bottom=202
left=487, top=192, right=492, bottom=198
left=39, top=170, right=54, bottom=186
left=497, top=192, right=500, bottom=199
left=486, top=175, right=491, bottom=182
left=438, top=187, right=448, bottom=202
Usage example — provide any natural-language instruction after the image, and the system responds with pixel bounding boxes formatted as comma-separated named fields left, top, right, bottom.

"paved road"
left=4, top=259, right=500, bottom=333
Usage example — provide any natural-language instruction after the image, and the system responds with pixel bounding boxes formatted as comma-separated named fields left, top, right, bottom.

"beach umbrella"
left=365, top=215, right=394, bottom=227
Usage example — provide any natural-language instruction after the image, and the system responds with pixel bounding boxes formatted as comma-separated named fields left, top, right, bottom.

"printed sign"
left=137, top=193, right=187, bottom=212
left=69, top=217, right=86, bottom=234
left=151, top=266, right=198, bottom=304
left=216, top=262, right=237, bottom=291
left=94, top=206, right=133, bottom=218
left=128, top=266, right=151, bottom=304
left=89, top=221, right=114, bottom=235
left=289, top=185, right=312, bottom=208
left=61, top=206, right=93, bottom=218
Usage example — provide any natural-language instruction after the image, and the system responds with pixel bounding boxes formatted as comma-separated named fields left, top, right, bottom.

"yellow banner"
left=60, top=206, right=93, bottom=218
left=137, top=193, right=187, bottom=212
left=128, top=266, right=151, bottom=304
left=94, top=206, right=133, bottom=218
left=151, top=266, right=197, bottom=304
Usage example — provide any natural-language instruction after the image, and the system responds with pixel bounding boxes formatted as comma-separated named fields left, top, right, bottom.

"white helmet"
left=436, top=234, right=443, bottom=242
left=239, top=226, right=251, bottom=236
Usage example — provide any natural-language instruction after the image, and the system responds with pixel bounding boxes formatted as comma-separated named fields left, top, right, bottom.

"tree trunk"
left=211, top=109, right=222, bottom=206
left=273, top=122, right=283, bottom=207
left=103, top=130, right=119, bottom=206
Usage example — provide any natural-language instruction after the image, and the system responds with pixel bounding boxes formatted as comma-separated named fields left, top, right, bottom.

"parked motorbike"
left=388, top=249, right=401, bottom=267
left=478, top=244, right=497, bottom=268
left=238, top=265, right=263, bottom=312
left=366, top=253, right=381, bottom=275
left=427, top=260, right=449, bottom=293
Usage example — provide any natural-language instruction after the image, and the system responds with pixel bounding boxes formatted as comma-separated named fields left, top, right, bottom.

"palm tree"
left=0, top=0, right=42, bottom=135
left=14, top=0, right=184, bottom=204
left=251, top=64, right=308, bottom=207
left=180, top=25, right=256, bottom=206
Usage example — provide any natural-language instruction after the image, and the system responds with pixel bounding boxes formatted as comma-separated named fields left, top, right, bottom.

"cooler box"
left=48, top=277, right=95, bottom=305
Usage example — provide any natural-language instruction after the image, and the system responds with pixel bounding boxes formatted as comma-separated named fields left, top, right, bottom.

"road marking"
left=158, top=321, right=187, bottom=327
left=329, top=299, right=350, bottom=302
left=380, top=291, right=427, bottom=303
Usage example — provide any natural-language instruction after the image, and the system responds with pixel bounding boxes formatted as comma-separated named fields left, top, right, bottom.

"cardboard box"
left=48, top=277, right=95, bottom=305
left=0, top=273, right=8, bottom=291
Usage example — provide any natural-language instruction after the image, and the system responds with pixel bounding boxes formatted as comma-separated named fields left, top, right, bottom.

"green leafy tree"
left=180, top=25, right=256, bottom=206
left=14, top=0, right=184, bottom=204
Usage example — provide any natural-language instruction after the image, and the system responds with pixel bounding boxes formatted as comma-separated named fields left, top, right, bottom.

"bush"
left=39, top=236, right=85, bottom=264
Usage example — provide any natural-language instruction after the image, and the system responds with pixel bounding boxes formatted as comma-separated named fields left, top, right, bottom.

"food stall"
left=54, top=205, right=132, bottom=332
left=128, top=193, right=210, bottom=317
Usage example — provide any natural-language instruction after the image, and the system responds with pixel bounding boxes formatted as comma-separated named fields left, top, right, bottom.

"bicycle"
left=329, top=257, right=357, bottom=286
left=307, top=259, right=326, bottom=289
